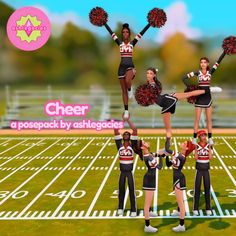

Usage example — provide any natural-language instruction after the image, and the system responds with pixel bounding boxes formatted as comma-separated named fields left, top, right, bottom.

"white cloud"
left=34, top=5, right=82, bottom=36
left=156, top=1, right=201, bottom=43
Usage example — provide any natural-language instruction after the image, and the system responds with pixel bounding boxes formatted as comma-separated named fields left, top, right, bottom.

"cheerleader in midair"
left=135, top=67, right=212, bottom=154
left=183, top=36, right=236, bottom=146
left=165, top=140, right=195, bottom=232
left=89, top=7, right=167, bottom=119
left=135, top=139, right=164, bottom=233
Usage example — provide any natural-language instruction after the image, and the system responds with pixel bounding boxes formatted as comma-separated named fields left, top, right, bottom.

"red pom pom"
left=89, top=7, right=108, bottom=27
left=147, top=8, right=167, bottom=28
left=135, top=83, right=162, bottom=107
left=222, top=36, right=236, bottom=55
left=184, top=85, right=199, bottom=104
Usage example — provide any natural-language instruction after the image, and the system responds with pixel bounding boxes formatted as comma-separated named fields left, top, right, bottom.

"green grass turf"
left=0, top=134, right=234, bottom=236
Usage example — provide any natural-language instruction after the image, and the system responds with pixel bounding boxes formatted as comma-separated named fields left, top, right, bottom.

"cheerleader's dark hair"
left=147, top=67, right=162, bottom=91
left=200, top=57, right=210, bottom=71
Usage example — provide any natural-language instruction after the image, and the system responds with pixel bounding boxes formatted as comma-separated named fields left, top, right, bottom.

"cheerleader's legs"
left=125, top=69, right=135, bottom=90
left=174, top=90, right=205, bottom=100
left=162, top=112, right=173, bottom=154
left=144, top=190, right=154, bottom=220
left=205, top=106, right=212, bottom=135
left=163, top=112, right=172, bottom=138
left=194, top=107, right=202, bottom=133
left=119, top=78, right=128, bottom=111
left=172, top=187, right=186, bottom=232
left=175, top=187, right=185, bottom=219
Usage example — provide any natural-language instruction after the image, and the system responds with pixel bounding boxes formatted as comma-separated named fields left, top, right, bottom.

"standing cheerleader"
left=135, top=139, right=164, bottom=233
left=183, top=35, right=236, bottom=145
left=89, top=7, right=167, bottom=119
left=165, top=141, right=195, bottom=232
left=114, top=116, right=140, bottom=216
left=193, top=130, right=213, bottom=216
left=135, top=67, right=210, bottom=154
left=182, top=53, right=226, bottom=146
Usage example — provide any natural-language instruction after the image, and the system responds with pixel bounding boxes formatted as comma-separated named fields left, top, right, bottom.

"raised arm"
left=104, top=23, right=122, bottom=46
left=182, top=71, right=199, bottom=86
left=126, top=119, right=137, bottom=136
left=114, top=128, right=122, bottom=150
left=130, top=24, right=150, bottom=46
left=194, top=146, right=198, bottom=160
left=209, top=145, right=213, bottom=160
left=210, top=51, right=226, bottom=75
left=165, top=155, right=173, bottom=167
left=156, top=155, right=163, bottom=170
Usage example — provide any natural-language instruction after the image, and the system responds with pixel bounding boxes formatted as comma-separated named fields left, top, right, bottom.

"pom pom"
left=147, top=8, right=167, bottom=28
left=222, top=36, right=236, bottom=55
left=184, top=85, right=199, bottom=104
left=89, top=7, right=108, bottom=27
left=135, top=83, right=162, bottom=107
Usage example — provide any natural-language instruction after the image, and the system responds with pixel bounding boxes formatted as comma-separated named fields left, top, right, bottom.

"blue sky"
left=3, top=0, right=236, bottom=42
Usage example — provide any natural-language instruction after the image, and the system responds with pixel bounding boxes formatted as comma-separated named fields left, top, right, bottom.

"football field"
left=0, top=134, right=235, bottom=236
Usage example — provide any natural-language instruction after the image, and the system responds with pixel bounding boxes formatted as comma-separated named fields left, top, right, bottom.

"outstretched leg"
left=174, top=90, right=205, bottom=100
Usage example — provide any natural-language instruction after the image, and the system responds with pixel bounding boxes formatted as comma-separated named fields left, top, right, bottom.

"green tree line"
left=0, top=2, right=235, bottom=89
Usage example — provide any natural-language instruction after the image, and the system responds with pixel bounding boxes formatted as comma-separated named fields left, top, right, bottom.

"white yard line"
left=0, top=139, right=12, bottom=146
left=0, top=139, right=29, bottom=155
left=210, top=185, right=224, bottom=216
left=222, top=138, right=236, bottom=155
left=17, top=138, right=97, bottom=218
left=153, top=137, right=160, bottom=212
left=0, top=212, right=236, bottom=220
left=123, top=154, right=139, bottom=210
left=0, top=138, right=78, bottom=206
left=174, top=138, right=190, bottom=216
left=213, top=147, right=236, bottom=186
left=0, top=139, right=46, bottom=168
left=0, top=138, right=62, bottom=183
left=85, top=152, right=119, bottom=217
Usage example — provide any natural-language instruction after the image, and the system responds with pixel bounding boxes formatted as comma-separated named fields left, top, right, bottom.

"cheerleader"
left=193, top=130, right=213, bottom=216
left=114, top=116, right=140, bottom=217
left=89, top=7, right=167, bottom=119
left=165, top=141, right=196, bottom=232
left=140, top=67, right=208, bottom=154
left=105, top=23, right=150, bottom=118
left=135, top=139, right=164, bottom=233
left=182, top=53, right=226, bottom=146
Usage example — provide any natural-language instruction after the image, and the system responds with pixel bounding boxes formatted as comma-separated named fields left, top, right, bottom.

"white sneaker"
left=206, top=210, right=212, bottom=216
left=171, top=210, right=180, bottom=216
left=117, top=209, right=123, bottom=215
left=192, top=138, right=197, bottom=145
left=193, top=210, right=199, bottom=216
left=172, top=224, right=185, bottom=232
left=144, top=225, right=158, bottom=233
left=128, top=87, right=133, bottom=99
left=210, top=87, right=222, bottom=93
left=208, top=138, right=214, bottom=146
left=149, top=211, right=158, bottom=217
left=130, top=211, right=137, bottom=217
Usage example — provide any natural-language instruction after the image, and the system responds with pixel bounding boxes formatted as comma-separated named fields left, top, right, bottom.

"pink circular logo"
left=7, top=6, right=51, bottom=51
